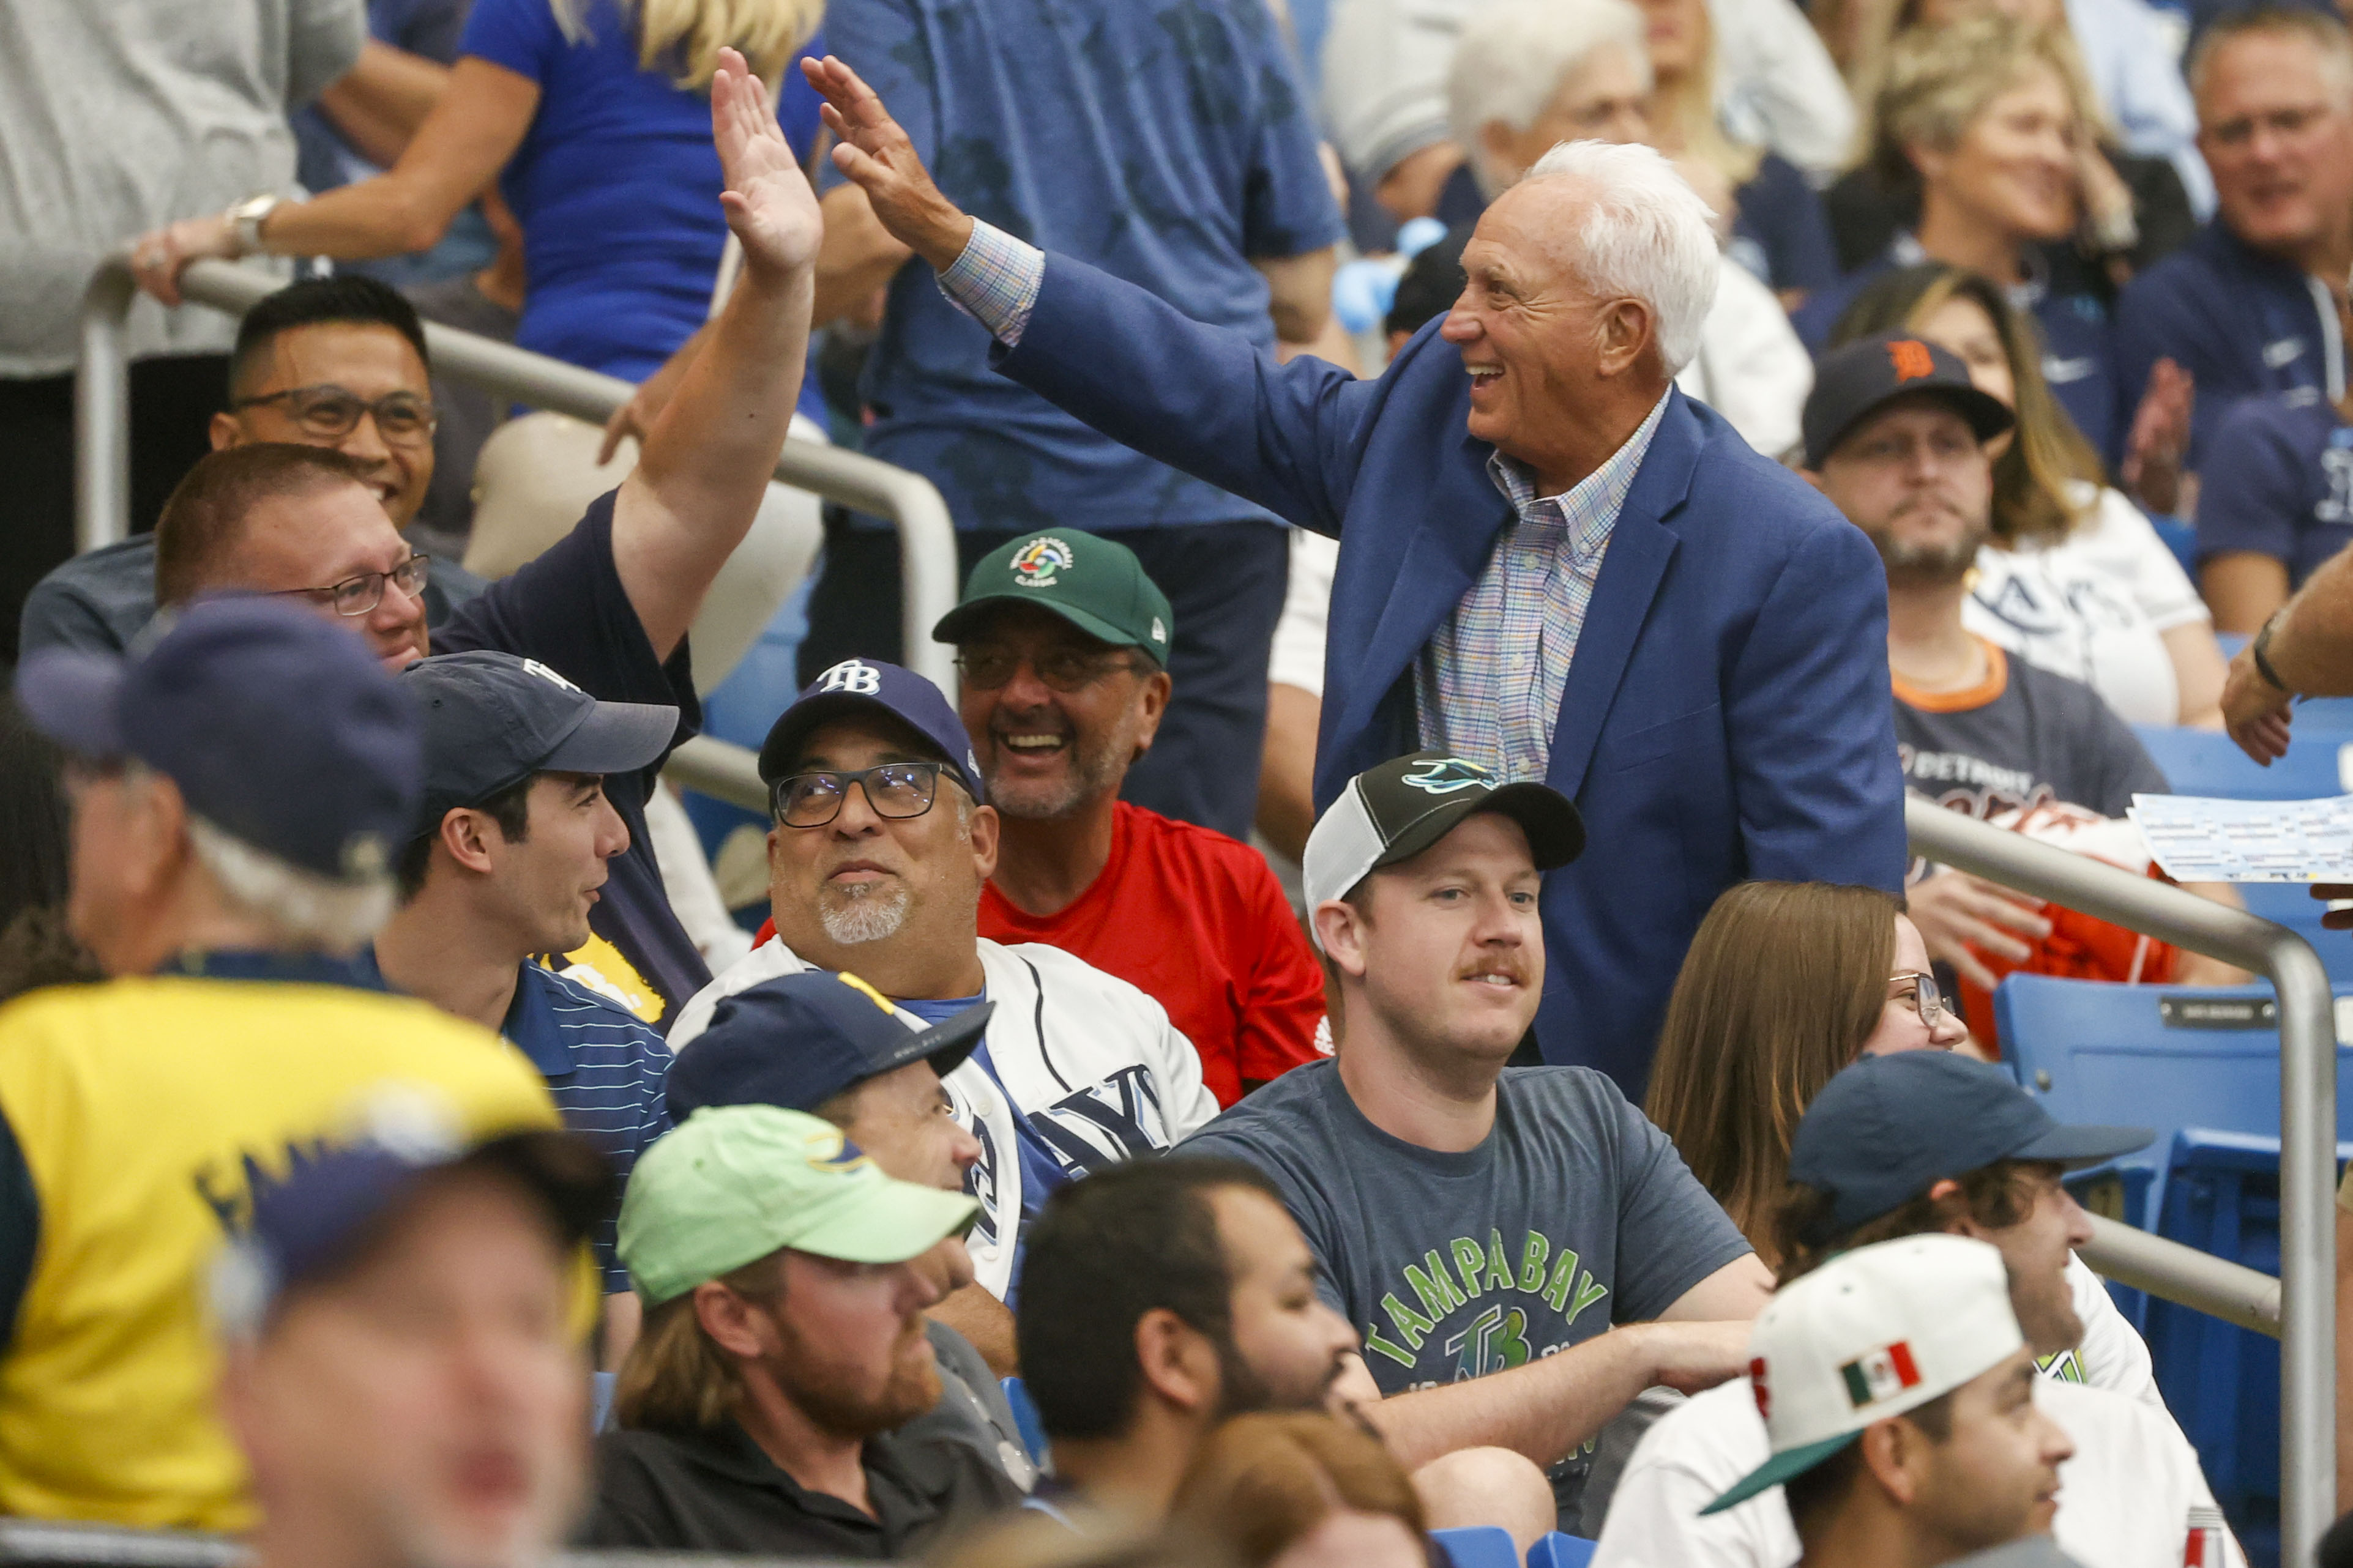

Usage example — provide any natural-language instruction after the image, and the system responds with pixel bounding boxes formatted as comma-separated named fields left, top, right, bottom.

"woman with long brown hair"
left=1645, top=882, right=1963, bottom=1266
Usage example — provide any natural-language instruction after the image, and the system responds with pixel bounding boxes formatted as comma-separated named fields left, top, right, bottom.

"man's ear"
left=1595, top=297, right=1656, bottom=377
left=1132, top=667, right=1174, bottom=762
left=1314, top=898, right=1371, bottom=981
left=208, top=411, right=245, bottom=451
left=1133, top=1306, right=1221, bottom=1418
left=436, top=807, right=502, bottom=878
left=692, top=1279, right=777, bottom=1361
left=968, top=801, right=1000, bottom=879
left=1856, top=1417, right=1926, bottom=1507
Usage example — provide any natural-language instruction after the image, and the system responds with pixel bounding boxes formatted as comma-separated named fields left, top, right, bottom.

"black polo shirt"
left=580, top=1419, right=1020, bottom=1556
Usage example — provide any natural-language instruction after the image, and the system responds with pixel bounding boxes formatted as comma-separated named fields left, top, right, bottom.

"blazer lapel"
left=1543, top=394, right=1701, bottom=801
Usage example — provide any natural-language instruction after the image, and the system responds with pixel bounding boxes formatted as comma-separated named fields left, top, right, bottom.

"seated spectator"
left=665, top=968, right=1035, bottom=1484
left=0, top=597, right=561, bottom=1528
left=936, top=529, right=1326, bottom=1108
left=587, top=1104, right=1021, bottom=1551
left=217, top=1108, right=607, bottom=1568
left=1171, top=1414, right=1432, bottom=1568
left=373, top=651, right=680, bottom=1330
left=1184, top=751, right=1770, bottom=1522
left=2193, top=387, right=2353, bottom=634
left=1017, top=1157, right=1553, bottom=1548
left=1827, top=263, right=2226, bottom=726
left=1799, top=333, right=2243, bottom=1012
left=1693, top=1235, right=2076, bottom=1568
left=669, top=658, right=1220, bottom=1362
left=1793, top=17, right=2133, bottom=463
left=48, top=50, right=821, bottom=1026
left=1646, top=880, right=1965, bottom=1263
left=1592, top=1052, right=2242, bottom=1568
left=1442, top=0, right=1813, bottom=458
left=20, top=277, right=486, bottom=660
left=0, top=696, right=99, bottom=1001
left=2114, top=9, right=2353, bottom=475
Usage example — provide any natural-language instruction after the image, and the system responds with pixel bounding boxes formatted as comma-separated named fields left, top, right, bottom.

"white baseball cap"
left=1703, top=1233, right=2026, bottom=1514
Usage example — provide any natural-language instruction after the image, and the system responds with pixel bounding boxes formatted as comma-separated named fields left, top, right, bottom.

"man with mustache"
left=1182, top=751, right=1773, bottom=1526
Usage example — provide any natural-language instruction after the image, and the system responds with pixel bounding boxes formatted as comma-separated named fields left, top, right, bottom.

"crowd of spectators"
left=10, top=0, right=2353, bottom=1564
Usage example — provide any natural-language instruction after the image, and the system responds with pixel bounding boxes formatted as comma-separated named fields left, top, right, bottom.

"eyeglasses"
left=231, top=385, right=439, bottom=447
left=773, top=762, right=948, bottom=828
left=271, top=553, right=431, bottom=618
left=1889, top=970, right=1946, bottom=1028
left=955, top=647, right=1142, bottom=693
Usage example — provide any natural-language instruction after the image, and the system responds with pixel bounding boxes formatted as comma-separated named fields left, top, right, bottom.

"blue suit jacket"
left=996, top=255, right=1907, bottom=1095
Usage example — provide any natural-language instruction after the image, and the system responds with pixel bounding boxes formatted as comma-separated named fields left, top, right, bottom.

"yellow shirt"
left=0, top=974, right=559, bottom=1530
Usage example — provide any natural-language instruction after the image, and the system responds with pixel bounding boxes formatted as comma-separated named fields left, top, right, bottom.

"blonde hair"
left=610, top=1250, right=785, bottom=1432
left=550, top=0, right=824, bottom=89
left=1868, top=15, right=2108, bottom=183
left=1644, top=0, right=1766, bottom=191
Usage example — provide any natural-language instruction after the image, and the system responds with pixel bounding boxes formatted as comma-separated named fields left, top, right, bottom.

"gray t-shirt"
left=1181, top=1060, right=1753, bottom=1509
left=1894, top=642, right=2169, bottom=820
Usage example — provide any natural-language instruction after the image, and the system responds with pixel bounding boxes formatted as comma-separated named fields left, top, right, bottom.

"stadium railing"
left=0, top=1518, right=838, bottom=1568
left=73, top=255, right=962, bottom=741
left=1908, top=798, right=2331, bottom=1566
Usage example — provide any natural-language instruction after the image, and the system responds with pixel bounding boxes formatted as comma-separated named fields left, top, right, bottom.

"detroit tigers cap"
left=1800, top=332, right=2015, bottom=470
left=400, top=651, right=679, bottom=836
left=669, top=969, right=991, bottom=1120
left=757, top=658, right=986, bottom=806
left=1788, top=1050, right=2150, bottom=1245
left=15, top=594, right=421, bottom=883
left=1704, top=1235, right=2026, bottom=1514
left=931, top=528, right=1176, bottom=666
left=1300, top=750, right=1583, bottom=946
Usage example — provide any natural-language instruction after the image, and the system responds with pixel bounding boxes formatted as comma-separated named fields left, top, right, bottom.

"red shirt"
left=978, top=801, right=1328, bottom=1107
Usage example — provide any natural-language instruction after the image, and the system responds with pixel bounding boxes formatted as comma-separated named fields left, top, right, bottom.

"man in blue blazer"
left=803, top=56, right=1907, bottom=1096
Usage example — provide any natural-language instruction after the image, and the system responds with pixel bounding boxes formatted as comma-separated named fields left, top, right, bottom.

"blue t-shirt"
left=1180, top=1060, right=1752, bottom=1513
left=1796, top=245, right=2120, bottom=463
left=2114, top=220, right=2335, bottom=466
left=1728, top=154, right=1840, bottom=298
left=2194, top=391, right=2353, bottom=587
left=822, top=0, right=1346, bottom=533
left=461, top=0, right=826, bottom=383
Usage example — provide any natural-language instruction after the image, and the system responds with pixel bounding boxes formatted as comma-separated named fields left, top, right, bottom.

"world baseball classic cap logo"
left=1840, top=1340, right=1923, bottom=1407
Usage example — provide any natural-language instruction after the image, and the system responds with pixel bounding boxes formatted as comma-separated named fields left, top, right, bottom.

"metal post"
left=74, top=257, right=137, bottom=554
left=1906, top=799, right=2336, bottom=1565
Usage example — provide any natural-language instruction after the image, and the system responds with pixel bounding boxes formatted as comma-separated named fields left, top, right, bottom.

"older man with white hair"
left=1445, top=0, right=1811, bottom=459
left=802, top=55, right=1904, bottom=1097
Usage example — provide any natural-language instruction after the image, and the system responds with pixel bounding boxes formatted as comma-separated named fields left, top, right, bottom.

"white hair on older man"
left=1519, top=139, right=1721, bottom=377
left=1447, top=0, right=1652, bottom=198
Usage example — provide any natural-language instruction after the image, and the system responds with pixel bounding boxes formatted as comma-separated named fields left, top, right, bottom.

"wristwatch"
left=2253, top=610, right=2294, bottom=696
left=223, top=193, right=282, bottom=259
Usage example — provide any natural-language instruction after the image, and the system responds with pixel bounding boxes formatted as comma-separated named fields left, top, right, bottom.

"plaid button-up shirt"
left=1414, top=395, right=1669, bottom=782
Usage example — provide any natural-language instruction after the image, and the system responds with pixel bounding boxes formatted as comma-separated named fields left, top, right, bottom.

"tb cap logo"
left=816, top=659, right=882, bottom=696
left=1401, top=756, right=1494, bottom=795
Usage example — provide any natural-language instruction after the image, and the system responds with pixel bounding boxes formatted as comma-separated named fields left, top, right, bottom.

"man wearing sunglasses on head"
left=667, top=656, right=1222, bottom=1377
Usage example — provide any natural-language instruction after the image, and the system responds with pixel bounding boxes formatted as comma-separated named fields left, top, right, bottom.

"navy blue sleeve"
left=0, top=1107, right=37, bottom=1354
left=2196, top=399, right=2316, bottom=568
left=1733, top=157, right=1840, bottom=295
left=1236, top=0, right=1346, bottom=261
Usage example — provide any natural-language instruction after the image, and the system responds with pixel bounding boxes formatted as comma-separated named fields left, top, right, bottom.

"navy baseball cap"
left=668, top=969, right=992, bottom=1120
left=210, top=1090, right=610, bottom=1337
left=1800, top=333, right=2015, bottom=470
left=1788, top=1052, right=2150, bottom=1243
left=757, top=658, right=986, bottom=806
left=14, top=595, right=422, bottom=882
left=400, top=652, right=678, bottom=834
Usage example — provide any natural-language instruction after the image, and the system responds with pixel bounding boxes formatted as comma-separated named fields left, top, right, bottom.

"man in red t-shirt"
left=934, top=528, right=1327, bottom=1107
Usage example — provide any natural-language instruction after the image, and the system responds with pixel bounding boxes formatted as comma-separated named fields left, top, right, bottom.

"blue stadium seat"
left=1001, top=1376, right=1049, bottom=1466
left=1431, top=1528, right=1520, bottom=1568
left=2237, top=884, right=2353, bottom=987
left=591, top=1370, right=616, bottom=1434
left=1526, top=1533, right=1597, bottom=1568
left=2130, top=724, right=2353, bottom=801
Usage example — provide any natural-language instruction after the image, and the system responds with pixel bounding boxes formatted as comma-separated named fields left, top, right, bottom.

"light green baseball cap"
left=617, top=1104, right=979, bottom=1306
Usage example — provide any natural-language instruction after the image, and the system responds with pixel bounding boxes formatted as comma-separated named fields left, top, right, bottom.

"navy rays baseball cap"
left=1788, top=1052, right=2150, bottom=1243
left=14, top=595, right=421, bottom=882
left=758, top=658, right=986, bottom=805
left=400, top=652, right=678, bottom=833
left=1800, top=333, right=2015, bottom=470
left=669, top=969, right=992, bottom=1120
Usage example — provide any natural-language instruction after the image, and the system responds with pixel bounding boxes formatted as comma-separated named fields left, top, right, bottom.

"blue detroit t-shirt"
left=822, top=0, right=1346, bottom=533
left=1181, top=1060, right=1751, bottom=1510
left=2195, top=391, right=2353, bottom=588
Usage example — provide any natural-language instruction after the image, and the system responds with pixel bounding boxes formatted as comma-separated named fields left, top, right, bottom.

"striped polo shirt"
left=504, top=962, right=674, bottom=1291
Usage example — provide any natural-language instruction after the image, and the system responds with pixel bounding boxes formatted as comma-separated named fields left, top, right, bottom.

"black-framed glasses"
left=955, top=647, right=1143, bottom=693
left=1889, top=970, right=1945, bottom=1028
left=271, top=554, right=430, bottom=618
left=231, top=384, right=439, bottom=447
left=773, top=762, right=946, bottom=828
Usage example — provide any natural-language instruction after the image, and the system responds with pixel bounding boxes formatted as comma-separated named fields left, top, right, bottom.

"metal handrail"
left=1907, top=797, right=2336, bottom=1564
left=75, top=256, right=960, bottom=693
left=0, top=1519, right=827, bottom=1568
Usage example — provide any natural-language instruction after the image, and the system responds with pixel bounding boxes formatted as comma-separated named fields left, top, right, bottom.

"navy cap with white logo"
left=669, top=968, right=991, bottom=1120
left=757, top=659, right=987, bottom=806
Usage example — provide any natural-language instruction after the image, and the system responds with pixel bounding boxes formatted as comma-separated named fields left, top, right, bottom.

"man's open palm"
left=713, top=47, right=821, bottom=280
left=801, top=54, right=974, bottom=271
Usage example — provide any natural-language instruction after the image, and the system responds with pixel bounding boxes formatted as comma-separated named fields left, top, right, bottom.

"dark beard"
left=1870, top=510, right=1989, bottom=590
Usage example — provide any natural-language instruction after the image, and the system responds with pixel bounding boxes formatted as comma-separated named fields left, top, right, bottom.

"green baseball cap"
left=617, top=1104, right=979, bottom=1306
left=931, top=528, right=1175, bottom=664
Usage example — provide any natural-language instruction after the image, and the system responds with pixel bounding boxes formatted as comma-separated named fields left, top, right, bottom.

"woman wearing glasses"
left=1643, top=880, right=1965, bottom=1268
